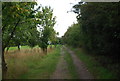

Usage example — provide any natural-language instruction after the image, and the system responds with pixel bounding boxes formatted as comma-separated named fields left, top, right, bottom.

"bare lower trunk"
left=55, top=45, right=57, bottom=48
left=50, top=45, right=52, bottom=49
left=2, top=48, right=7, bottom=79
left=42, top=48, right=47, bottom=54
left=2, top=19, right=21, bottom=79
left=18, top=45, right=20, bottom=51
left=6, top=47, right=10, bottom=52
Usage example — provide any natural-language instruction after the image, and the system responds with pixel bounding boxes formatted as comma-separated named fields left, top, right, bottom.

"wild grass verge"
left=70, top=47, right=117, bottom=79
left=5, top=46, right=61, bottom=79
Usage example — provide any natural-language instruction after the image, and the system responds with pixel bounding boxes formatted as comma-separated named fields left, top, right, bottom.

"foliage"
left=63, top=2, right=120, bottom=78
left=2, top=2, right=39, bottom=50
left=63, top=23, right=81, bottom=47
left=2, top=2, right=41, bottom=73
left=63, top=2, right=120, bottom=56
left=36, top=6, right=56, bottom=52
left=2, top=3, right=57, bottom=51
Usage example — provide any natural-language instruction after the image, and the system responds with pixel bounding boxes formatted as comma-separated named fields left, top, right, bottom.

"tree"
left=63, top=23, right=81, bottom=47
left=36, top=6, right=56, bottom=53
left=2, top=2, right=39, bottom=77
left=73, top=2, right=120, bottom=55
left=2, top=2, right=57, bottom=77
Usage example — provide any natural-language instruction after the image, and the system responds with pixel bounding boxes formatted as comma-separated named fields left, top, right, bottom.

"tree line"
left=62, top=2, right=120, bottom=77
left=2, top=2, right=60, bottom=76
left=63, top=2, right=119, bottom=57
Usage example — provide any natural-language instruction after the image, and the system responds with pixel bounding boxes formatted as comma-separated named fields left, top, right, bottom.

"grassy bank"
left=5, top=45, right=61, bottom=79
left=64, top=48, right=78, bottom=79
left=70, top=47, right=117, bottom=79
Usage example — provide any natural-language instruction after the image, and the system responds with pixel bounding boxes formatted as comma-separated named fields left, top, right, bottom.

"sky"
left=36, top=0, right=80, bottom=37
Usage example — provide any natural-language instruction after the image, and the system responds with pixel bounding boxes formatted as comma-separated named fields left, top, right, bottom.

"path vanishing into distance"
left=51, top=46, right=94, bottom=79
left=51, top=47, right=71, bottom=79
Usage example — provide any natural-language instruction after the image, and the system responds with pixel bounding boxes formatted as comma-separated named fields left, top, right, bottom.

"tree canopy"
left=63, top=2, right=120, bottom=56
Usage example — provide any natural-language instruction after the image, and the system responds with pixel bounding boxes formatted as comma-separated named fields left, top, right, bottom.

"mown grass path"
left=64, top=46, right=94, bottom=79
left=51, top=46, right=94, bottom=79
left=51, top=47, right=71, bottom=79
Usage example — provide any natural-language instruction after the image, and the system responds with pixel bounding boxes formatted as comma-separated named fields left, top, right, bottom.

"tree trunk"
left=18, top=45, right=20, bottom=51
left=2, top=17, right=20, bottom=79
left=50, top=45, right=52, bottom=49
left=6, top=46, right=10, bottom=52
left=45, top=48, right=47, bottom=53
left=2, top=48, right=7, bottom=79
left=55, top=44, right=57, bottom=48
left=42, top=48, right=47, bottom=54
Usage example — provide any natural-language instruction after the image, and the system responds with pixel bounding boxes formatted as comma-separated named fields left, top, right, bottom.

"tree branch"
left=3, top=19, right=21, bottom=49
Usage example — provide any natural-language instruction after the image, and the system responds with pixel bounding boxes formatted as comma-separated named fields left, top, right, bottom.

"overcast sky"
left=36, top=0, right=80, bottom=37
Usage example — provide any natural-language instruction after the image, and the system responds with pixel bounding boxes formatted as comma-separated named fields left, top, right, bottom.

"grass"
left=5, top=46, right=31, bottom=51
left=5, top=45, right=61, bottom=79
left=64, top=48, right=79, bottom=79
left=5, top=45, right=59, bottom=51
left=70, top=47, right=117, bottom=79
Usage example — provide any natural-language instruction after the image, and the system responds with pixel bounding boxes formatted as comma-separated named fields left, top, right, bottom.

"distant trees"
left=63, top=2, right=120, bottom=56
left=63, top=23, right=81, bottom=47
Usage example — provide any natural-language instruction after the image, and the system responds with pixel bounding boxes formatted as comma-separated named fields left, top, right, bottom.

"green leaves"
left=36, top=6, right=56, bottom=51
left=64, top=2, right=120, bottom=56
left=2, top=2, right=38, bottom=49
left=63, top=23, right=81, bottom=47
left=2, top=2, right=57, bottom=53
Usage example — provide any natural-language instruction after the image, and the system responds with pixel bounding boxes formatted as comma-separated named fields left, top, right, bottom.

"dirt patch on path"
left=50, top=47, right=71, bottom=79
left=64, top=46, right=94, bottom=79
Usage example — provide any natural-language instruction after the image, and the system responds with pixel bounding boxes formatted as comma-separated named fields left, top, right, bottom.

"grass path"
left=51, top=46, right=71, bottom=79
left=5, top=45, right=115, bottom=79
left=64, top=46, right=94, bottom=79
left=71, top=47, right=117, bottom=79
left=51, top=46, right=94, bottom=79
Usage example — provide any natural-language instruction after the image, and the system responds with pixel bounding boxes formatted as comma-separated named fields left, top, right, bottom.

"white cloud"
left=36, top=0, right=79, bottom=37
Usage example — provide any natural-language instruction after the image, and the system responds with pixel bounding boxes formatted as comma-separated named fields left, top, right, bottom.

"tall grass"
left=5, top=46, right=61, bottom=79
left=5, top=48, right=43, bottom=79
